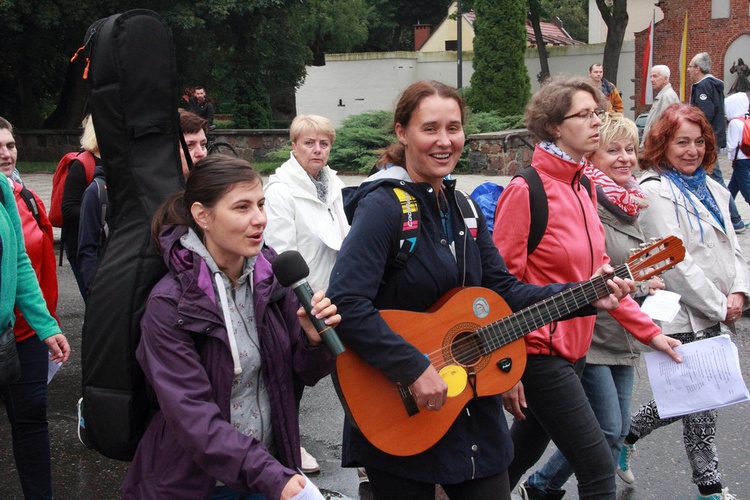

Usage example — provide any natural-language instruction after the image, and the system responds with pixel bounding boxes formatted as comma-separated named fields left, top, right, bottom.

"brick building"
left=634, top=0, right=750, bottom=115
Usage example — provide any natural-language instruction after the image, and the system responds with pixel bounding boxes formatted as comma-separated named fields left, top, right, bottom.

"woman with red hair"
left=618, top=103, right=747, bottom=500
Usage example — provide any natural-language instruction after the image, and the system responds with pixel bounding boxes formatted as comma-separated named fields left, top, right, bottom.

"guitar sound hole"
left=451, top=331, right=483, bottom=367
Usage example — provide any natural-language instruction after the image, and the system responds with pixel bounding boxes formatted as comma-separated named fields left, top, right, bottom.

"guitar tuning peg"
left=639, top=242, right=650, bottom=249
left=628, top=248, right=639, bottom=255
left=650, top=237, right=661, bottom=243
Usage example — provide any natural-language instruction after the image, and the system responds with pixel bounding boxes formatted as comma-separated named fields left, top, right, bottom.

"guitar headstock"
left=627, top=235, right=685, bottom=280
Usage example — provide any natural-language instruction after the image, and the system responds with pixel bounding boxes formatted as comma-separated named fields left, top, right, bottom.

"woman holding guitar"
left=619, top=103, right=748, bottom=500
left=493, top=76, right=682, bottom=498
left=327, top=80, right=653, bottom=500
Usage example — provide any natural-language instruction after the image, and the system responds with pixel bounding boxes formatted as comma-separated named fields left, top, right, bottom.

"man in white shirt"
left=641, top=65, right=679, bottom=147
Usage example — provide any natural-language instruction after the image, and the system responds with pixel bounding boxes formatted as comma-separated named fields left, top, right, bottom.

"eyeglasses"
left=562, top=109, right=606, bottom=122
left=687, top=64, right=697, bottom=68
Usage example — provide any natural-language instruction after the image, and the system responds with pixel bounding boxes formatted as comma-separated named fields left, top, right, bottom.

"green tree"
left=296, top=0, right=371, bottom=66
left=356, top=0, right=452, bottom=51
left=468, top=0, right=530, bottom=114
left=1, top=0, right=370, bottom=129
left=540, top=0, right=588, bottom=43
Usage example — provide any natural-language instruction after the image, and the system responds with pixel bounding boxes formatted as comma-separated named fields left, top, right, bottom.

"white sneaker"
left=300, top=446, right=320, bottom=474
left=696, top=488, right=738, bottom=500
left=616, top=443, right=636, bottom=484
left=357, top=467, right=369, bottom=484
left=76, top=397, right=93, bottom=449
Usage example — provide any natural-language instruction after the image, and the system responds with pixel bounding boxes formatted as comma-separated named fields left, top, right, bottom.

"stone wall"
left=16, top=127, right=535, bottom=175
left=15, top=129, right=290, bottom=162
left=466, top=129, right=537, bottom=176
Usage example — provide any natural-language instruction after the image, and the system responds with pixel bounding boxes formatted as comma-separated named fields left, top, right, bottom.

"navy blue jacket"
left=327, top=168, right=572, bottom=484
left=78, top=166, right=107, bottom=293
left=691, top=75, right=727, bottom=148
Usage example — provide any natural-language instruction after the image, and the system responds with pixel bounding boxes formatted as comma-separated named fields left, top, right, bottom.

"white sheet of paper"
left=644, top=334, right=750, bottom=418
left=290, top=473, right=325, bottom=500
left=640, top=290, right=681, bottom=323
left=48, top=359, right=61, bottom=384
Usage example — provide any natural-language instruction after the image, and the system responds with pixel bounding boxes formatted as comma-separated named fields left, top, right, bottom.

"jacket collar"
left=266, top=153, right=344, bottom=204
left=532, top=145, right=587, bottom=186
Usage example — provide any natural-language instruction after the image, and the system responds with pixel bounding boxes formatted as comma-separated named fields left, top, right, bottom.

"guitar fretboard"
left=478, top=264, right=632, bottom=354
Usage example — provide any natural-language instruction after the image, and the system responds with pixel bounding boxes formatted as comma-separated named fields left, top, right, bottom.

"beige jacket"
left=638, top=171, right=750, bottom=334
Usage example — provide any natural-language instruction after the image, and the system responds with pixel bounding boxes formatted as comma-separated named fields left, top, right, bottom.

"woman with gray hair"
left=264, top=114, right=349, bottom=473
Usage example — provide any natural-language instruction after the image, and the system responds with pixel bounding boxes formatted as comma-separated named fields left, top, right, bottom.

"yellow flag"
left=679, top=12, right=689, bottom=101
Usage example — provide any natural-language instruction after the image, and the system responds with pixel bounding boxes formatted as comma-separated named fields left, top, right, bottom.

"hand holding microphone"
left=272, top=250, right=345, bottom=356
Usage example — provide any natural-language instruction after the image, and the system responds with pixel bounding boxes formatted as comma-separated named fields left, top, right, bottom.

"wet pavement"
left=1, top=168, right=750, bottom=499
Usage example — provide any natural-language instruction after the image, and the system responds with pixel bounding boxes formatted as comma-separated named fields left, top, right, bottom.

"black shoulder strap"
left=18, top=185, right=42, bottom=230
left=513, top=167, right=592, bottom=255
left=639, top=176, right=660, bottom=185
left=387, top=187, right=420, bottom=270
left=515, top=167, right=547, bottom=255
left=580, top=174, right=592, bottom=198
left=93, top=177, right=109, bottom=240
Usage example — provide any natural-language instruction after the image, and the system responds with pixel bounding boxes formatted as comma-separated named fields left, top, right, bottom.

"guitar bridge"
left=398, top=385, right=420, bottom=416
left=468, top=371, right=478, bottom=398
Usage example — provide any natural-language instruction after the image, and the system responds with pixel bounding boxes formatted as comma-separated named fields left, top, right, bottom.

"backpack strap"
left=93, top=177, right=110, bottom=244
left=454, top=190, right=479, bottom=240
left=1, top=178, right=42, bottom=231
left=514, top=167, right=591, bottom=255
left=515, top=167, right=547, bottom=255
left=387, top=187, right=420, bottom=270
left=639, top=176, right=660, bottom=185
left=18, top=185, right=42, bottom=230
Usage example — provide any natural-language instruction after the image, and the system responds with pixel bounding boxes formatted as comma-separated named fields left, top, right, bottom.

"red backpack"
left=731, top=117, right=750, bottom=158
left=49, top=151, right=96, bottom=228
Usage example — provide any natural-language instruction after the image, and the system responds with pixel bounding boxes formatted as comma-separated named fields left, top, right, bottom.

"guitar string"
left=420, top=266, right=630, bottom=369
left=414, top=242, right=677, bottom=370
left=422, top=249, right=676, bottom=368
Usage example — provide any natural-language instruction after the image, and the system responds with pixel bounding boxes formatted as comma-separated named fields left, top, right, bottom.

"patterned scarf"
left=661, top=167, right=725, bottom=238
left=583, top=165, right=645, bottom=217
left=309, top=168, right=329, bottom=203
left=540, top=141, right=586, bottom=165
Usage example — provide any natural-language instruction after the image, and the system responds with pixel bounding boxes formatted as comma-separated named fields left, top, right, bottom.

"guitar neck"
left=479, top=263, right=632, bottom=354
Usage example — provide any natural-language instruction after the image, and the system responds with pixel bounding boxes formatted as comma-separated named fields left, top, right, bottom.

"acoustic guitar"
left=333, top=236, right=685, bottom=457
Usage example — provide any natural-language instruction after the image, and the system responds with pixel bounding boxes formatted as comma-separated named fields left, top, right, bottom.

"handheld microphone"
left=272, top=250, right=345, bottom=356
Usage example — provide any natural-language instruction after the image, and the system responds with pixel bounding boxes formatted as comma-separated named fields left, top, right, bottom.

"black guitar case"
left=80, top=9, right=185, bottom=461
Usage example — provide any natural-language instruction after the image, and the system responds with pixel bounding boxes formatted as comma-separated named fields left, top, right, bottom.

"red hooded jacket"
left=12, top=179, right=59, bottom=342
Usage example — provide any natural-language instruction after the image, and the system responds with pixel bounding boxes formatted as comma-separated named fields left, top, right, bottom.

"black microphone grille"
left=272, top=250, right=310, bottom=287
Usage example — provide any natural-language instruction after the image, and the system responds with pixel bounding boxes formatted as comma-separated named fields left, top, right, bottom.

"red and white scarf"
left=583, top=164, right=646, bottom=217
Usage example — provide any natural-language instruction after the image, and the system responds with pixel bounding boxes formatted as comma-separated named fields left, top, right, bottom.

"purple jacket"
left=122, top=224, right=333, bottom=499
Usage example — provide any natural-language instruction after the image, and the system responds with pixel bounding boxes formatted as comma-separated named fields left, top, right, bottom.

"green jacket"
left=0, top=175, right=60, bottom=340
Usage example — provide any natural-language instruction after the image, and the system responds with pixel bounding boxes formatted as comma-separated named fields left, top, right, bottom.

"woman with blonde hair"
left=62, top=115, right=100, bottom=299
left=264, top=114, right=349, bottom=473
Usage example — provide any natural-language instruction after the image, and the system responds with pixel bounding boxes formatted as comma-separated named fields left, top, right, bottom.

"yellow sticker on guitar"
left=439, top=365, right=468, bottom=397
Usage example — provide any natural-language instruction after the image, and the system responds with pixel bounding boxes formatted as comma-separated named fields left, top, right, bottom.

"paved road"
left=1, top=167, right=750, bottom=499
